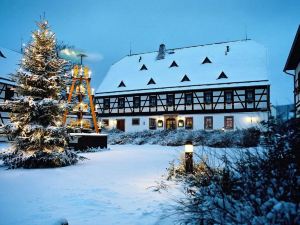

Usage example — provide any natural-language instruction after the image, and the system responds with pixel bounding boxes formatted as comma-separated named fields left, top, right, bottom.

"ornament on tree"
left=2, top=19, right=79, bottom=168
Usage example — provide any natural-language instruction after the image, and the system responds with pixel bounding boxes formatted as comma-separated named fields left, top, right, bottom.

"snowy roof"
left=0, top=47, right=21, bottom=84
left=96, top=40, right=269, bottom=96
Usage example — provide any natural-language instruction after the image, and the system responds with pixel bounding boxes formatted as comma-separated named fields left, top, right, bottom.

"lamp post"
left=185, top=140, right=194, bottom=174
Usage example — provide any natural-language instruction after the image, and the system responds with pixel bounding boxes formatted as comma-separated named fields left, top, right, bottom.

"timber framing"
left=95, top=84, right=270, bottom=117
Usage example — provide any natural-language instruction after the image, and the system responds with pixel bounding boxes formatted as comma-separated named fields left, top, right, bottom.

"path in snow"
left=0, top=144, right=183, bottom=225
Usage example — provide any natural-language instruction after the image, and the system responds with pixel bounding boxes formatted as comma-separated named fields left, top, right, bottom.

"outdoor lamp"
left=185, top=140, right=194, bottom=173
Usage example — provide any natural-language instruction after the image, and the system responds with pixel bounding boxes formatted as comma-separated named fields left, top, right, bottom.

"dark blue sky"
left=0, top=0, right=299, bottom=104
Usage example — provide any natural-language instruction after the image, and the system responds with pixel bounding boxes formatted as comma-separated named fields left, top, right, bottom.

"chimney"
left=157, top=44, right=166, bottom=60
left=225, top=45, right=230, bottom=55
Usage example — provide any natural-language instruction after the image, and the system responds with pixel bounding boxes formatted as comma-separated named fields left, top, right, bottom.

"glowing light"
left=185, top=141, right=193, bottom=153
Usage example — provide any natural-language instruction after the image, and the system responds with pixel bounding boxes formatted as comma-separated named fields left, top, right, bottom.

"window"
left=140, top=64, right=148, bottom=70
left=147, top=78, right=156, bottom=85
left=5, top=88, right=14, bottom=100
left=185, top=93, right=193, bottom=105
left=181, top=74, right=190, bottom=82
left=245, top=90, right=255, bottom=103
left=204, top=116, right=213, bottom=129
left=224, top=91, right=233, bottom=104
left=118, top=81, right=126, bottom=88
left=149, top=118, right=156, bottom=130
left=167, top=94, right=174, bottom=106
left=118, top=97, right=125, bottom=109
left=224, top=116, right=234, bottom=129
left=178, top=119, right=184, bottom=127
left=185, top=117, right=193, bottom=129
left=204, top=92, right=213, bottom=104
left=149, top=95, right=157, bottom=107
left=170, top=61, right=178, bottom=67
left=104, top=98, right=110, bottom=110
left=132, top=118, right=140, bottom=125
left=157, top=120, right=163, bottom=128
left=202, top=57, right=212, bottom=64
left=102, top=119, right=109, bottom=127
left=133, top=96, right=140, bottom=108
left=217, top=71, right=228, bottom=79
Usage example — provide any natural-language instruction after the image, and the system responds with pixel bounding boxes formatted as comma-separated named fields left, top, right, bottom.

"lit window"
left=149, top=118, right=156, bottom=130
left=204, top=92, right=213, bottom=104
left=185, top=117, right=193, bottom=129
left=102, top=119, right=109, bottom=127
left=167, top=94, right=174, bottom=106
left=224, top=91, right=233, bottom=104
left=149, top=95, right=157, bottom=107
left=224, top=116, right=234, bottom=129
left=132, top=118, right=140, bottom=125
left=118, top=97, right=125, bottom=109
left=133, top=96, right=140, bottom=108
left=103, top=98, right=110, bottom=110
left=178, top=119, right=184, bottom=127
left=185, top=93, right=192, bottom=105
left=204, top=116, right=213, bottom=129
left=157, top=120, right=163, bottom=128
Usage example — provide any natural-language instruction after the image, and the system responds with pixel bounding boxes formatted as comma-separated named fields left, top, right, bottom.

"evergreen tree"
left=3, top=19, right=78, bottom=168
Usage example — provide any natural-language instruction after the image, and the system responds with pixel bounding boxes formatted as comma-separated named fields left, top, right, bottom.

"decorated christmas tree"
left=3, top=19, right=78, bottom=168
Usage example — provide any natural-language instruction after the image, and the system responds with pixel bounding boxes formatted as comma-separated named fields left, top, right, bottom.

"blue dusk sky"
left=0, top=0, right=299, bottom=105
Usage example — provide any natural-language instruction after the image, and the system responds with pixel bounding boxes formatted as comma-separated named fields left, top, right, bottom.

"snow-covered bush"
left=106, top=128, right=261, bottom=148
left=167, top=118, right=300, bottom=224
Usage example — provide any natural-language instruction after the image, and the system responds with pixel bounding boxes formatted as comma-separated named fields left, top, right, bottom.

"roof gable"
left=284, top=26, right=300, bottom=71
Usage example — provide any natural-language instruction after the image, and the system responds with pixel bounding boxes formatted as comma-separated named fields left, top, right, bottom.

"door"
left=166, top=118, right=176, bottom=130
left=116, top=119, right=125, bottom=132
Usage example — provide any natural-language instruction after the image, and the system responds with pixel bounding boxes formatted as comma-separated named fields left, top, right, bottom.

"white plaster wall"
left=100, top=111, right=269, bottom=132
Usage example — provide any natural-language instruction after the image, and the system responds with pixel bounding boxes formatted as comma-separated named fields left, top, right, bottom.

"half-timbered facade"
left=284, top=25, right=300, bottom=118
left=0, top=47, right=20, bottom=140
left=95, top=40, right=270, bottom=132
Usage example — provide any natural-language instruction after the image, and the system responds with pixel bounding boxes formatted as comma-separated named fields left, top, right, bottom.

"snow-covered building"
left=95, top=40, right=270, bottom=132
left=0, top=47, right=20, bottom=140
left=284, top=25, right=300, bottom=118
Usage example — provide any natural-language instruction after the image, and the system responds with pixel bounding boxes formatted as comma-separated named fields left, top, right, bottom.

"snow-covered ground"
left=0, top=144, right=183, bottom=225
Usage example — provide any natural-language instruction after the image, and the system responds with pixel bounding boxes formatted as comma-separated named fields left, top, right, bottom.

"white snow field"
left=0, top=144, right=184, bottom=225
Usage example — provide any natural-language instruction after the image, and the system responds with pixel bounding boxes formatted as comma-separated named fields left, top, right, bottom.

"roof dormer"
left=169, top=60, right=178, bottom=68
left=147, top=78, right=156, bottom=85
left=118, top=80, right=126, bottom=87
left=140, top=64, right=148, bottom=71
left=217, top=71, right=228, bottom=79
left=181, top=74, right=190, bottom=82
left=202, top=57, right=212, bottom=64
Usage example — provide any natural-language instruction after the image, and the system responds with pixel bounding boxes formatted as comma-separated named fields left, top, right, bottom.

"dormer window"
left=147, top=78, right=156, bottom=85
left=202, top=57, right=212, bottom=64
left=140, top=64, right=148, bottom=70
left=217, top=71, right=228, bottom=79
left=0, top=51, right=6, bottom=58
left=169, top=61, right=178, bottom=68
left=181, top=75, right=190, bottom=82
left=118, top=81, right=126, bottom=88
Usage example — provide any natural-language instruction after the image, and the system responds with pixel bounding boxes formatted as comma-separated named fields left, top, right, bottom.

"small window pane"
left=118, top=98, right=125, bottom=109
left=224, top=116, right=234, bottom=129
left=204, top=92, right=213, bottom=104
left=185, top=117, right=193, bottom=129
left=178, top=119, right=184, bottom=127
left=132, top=118, right=140, bottom=125
left=149, top=118, right=156, bottom=129
left=185, top=93, right=192, bottom=105
left=204, top=116, right=213, bottom=129
left=149, top=96, right=157, bottom=107
left=133, top=96, right=140, bottom=108
left=167, top=94, right=174, bottom=106
left=225, top=91, right=233, bottom=103
left=104, top=98, right=110, bottom=109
